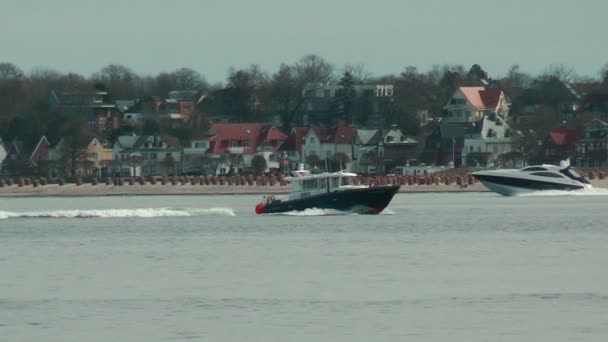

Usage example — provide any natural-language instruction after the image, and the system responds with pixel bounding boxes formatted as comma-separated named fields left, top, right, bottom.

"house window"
left=229, top=141, right=238, bottom=148
left=309, top=137, right=316, bottom=144
left=151, top=153, right=157, bottom=160
left=386, top=136, right=394, bottom=142
left=243, top=141, right=250, bottom=148
left=269, top=154, right=275, bottom=161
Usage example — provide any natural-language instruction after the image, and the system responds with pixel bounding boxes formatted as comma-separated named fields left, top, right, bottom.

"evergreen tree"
left=335, top=71, right=356, bottom=124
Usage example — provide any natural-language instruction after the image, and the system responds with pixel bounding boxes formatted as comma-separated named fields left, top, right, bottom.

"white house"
left=443, top=87, right=510, bottom=123
left=462, top=114, right=519, bottom=167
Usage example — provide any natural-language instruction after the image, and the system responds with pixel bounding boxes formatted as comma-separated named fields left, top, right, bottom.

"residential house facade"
left=574, top=119, right=608, bottom=167
left=442, top=87, right=509, bottom=123
left=49, top=90, right=121, bottom=133
left=204, top=123, right=287, bottom=174
left=462, top=114, right=519, bottom=167
left=110, top=135, right=183, bottom=177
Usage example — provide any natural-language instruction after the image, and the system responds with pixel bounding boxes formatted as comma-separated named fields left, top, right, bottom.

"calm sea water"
left=1, top=192, right=608, bottom=342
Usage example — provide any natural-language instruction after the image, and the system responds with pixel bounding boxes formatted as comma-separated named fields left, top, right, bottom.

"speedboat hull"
left=257, top=185, right=400, bottom=214
left=473, top=173, right=586, bottom=196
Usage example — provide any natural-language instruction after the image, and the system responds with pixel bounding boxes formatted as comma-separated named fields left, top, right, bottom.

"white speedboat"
left=472, top=160, right=592, bottom=196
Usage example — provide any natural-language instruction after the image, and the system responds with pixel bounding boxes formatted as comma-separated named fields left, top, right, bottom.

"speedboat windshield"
left=560, top=167, right=590, bottom=184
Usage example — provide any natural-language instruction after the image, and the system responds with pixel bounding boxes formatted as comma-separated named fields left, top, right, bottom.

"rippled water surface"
left=1, top=193, right=607, bottom=341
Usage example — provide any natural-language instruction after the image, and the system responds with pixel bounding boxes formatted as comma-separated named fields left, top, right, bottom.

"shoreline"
left=1, top=179, right=607, bottom=197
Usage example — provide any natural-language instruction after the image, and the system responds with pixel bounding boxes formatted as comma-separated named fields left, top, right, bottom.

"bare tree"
left=342, top=63, right=370, bottom=83
left=172, top=67, right=208, bottom=91
left=0, top=62, right=24, bottom=80
left=128, top=155, right=142, bottom=177
left=251, top=155, right=267, bottom=174
left=92, top=64, right=139, bottom=98
left=501, top=64, right=532, bottom=89
left=294, top=54, right=334, bottom=85
left=540, top=64, right=576, bottom=83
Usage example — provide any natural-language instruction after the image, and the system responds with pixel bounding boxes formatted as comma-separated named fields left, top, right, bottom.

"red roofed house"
left=536, top=126, right=582, bottom=165
left=443, top=87, right=510, bottom=123
left=302, top=120, right=357, bottom=169
left=206, top=123, right=287, bottom=174
left=277, top=127, right=311, bottom=168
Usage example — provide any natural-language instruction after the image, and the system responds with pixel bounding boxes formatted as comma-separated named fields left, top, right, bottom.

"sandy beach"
left=1, top=178, right=607, bottom=197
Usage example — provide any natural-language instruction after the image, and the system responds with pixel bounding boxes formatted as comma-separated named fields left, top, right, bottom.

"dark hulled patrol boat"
left=255, top=165, right=400, bottom=214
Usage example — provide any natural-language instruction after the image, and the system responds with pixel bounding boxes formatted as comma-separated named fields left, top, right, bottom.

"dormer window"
left=487, top=129, right=496, bottom=138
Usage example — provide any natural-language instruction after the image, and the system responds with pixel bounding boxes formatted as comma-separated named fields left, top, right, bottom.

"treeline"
left=1, top=55, right=608, bottom=149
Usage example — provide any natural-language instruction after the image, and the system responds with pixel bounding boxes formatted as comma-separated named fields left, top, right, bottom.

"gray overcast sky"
left=1, top=0, right=606, bottom=83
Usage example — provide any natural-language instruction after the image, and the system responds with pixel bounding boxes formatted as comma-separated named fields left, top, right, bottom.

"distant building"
left=442, top=87, right=509, bottom=123
left=49, top=90, right=121, bottom=133
left=574, top=119, right=608, bottom=167
left=203, top=123, right=287, bottom=174
left=462, top=114, right=519, bottom=167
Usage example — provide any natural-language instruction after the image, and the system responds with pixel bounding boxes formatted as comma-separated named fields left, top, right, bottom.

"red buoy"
left=255, top=203, right=267, bottom=214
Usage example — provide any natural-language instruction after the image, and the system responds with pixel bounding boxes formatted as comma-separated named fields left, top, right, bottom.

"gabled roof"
left=278, top=127, right=310, bottom=155
left=584, top=118, right=608, bottom=129
left=334, top=122, right=356, bottom=144
left=116, top=135, right=139, bottom=149
left=307, top=127, right=332, bottom=142
left=29, top=136, right=50, bottom=161
left=549, top=127, right=581, bottom=146
left=459, top=87, right=503, bottom=110
left=208, top=123, right=287, bottom=154
left=357, top=129, right=382, bottom=145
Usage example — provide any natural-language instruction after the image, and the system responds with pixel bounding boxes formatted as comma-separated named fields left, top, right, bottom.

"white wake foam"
left=515, top=187, right=608, bottom=197
left=0, top=207, right=235, bottom=220
left=274, top=208, right=352, bottom=216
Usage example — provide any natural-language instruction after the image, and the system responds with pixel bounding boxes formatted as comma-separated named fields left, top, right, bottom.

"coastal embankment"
left=1, top=173, right=608, bottom=197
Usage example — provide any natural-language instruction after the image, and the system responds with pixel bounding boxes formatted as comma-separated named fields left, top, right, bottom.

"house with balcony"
left=48, top=137, right=113, bottom=177
left=300, top=82, right=394, bottom=126
left=532, top=126, right=582, bottom=165
left=351, top=127, right=418, bottom=174
left=276, top=127, right=311, bottom=169
left=574, top=119, right=608, bottom=167
left=122, top=96, right=195, bottom=127
left=301, top=121, right=357, bottom=170
left=442, top=87, right=509, bottom=123
left=49, top=90, right=120, bottom=133
left=182, top=136, right=213, bottom=175
left=110, top=135, right=183, bottom=176
left=461, top=114, right=520, bottom=167
left=204, top=123, right=287, bottom=174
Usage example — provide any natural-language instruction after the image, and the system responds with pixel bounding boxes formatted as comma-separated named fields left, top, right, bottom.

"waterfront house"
left=574, top=118, right=608, bottom=167
left=48, top=137, right=113, bottom=177
left=276, top=127, right=311, bottom=169
left=442, top=87, right=509, bottom=123
left=205, top=123, right=287, bottom=174
left=462, top=114, right=520, bottom=167
left=351, top=127, right=418, bottom=174
left=532, top=126, right=582, bottom=166
left=49, top=90, right=121, bottom=133
left=111, top=135, right=183, bottom=177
